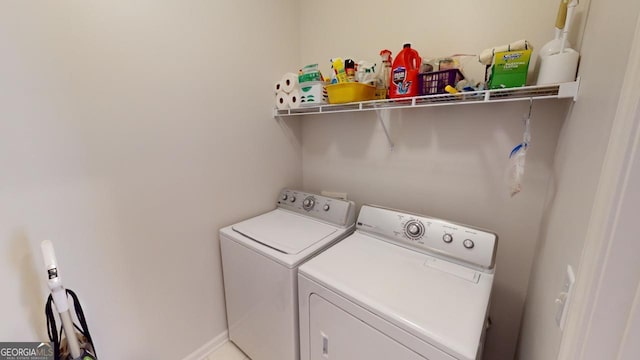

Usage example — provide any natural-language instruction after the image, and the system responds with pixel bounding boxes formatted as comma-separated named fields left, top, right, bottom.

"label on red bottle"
left=392, top=67, right=412, bottom=95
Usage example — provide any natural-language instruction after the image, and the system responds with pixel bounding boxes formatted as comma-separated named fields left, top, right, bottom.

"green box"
left=488, top=49, right=532, bottom=89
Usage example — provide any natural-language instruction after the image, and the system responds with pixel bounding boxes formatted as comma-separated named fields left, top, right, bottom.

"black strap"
left=66, top=289, right=97, bottom=357
left=45, top=290, right=98, bottom=359
left=45, top=295, right=61, bottom=360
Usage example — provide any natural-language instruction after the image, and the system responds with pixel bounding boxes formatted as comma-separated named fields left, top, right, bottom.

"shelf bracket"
left=375, top=108, right=395, bottom=151
left=558, top=76, right=581, bottom=101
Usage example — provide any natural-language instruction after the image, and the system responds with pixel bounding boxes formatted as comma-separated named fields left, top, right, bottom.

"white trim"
left=617, top=281, right=640, bottom=359
left=182, top=331, right=229, bottom=360
left=558, top=12, right=640, bottom=360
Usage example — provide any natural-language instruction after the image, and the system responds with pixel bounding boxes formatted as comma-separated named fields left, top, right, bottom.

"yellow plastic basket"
left=326, top=83, right=376, bottom=104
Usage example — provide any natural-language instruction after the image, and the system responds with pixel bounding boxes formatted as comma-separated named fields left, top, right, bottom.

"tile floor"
left=205, top=341, right=250, bottom=360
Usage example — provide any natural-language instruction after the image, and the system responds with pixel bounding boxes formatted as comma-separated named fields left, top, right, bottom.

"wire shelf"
left=273, top=80, right=579, bottom=117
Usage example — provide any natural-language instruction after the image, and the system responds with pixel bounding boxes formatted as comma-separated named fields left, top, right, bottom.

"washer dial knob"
left=463, top=239, right=475, bottom=249
left=290, top=196, right=296, bottom=203
left=443, top=233, right=453, bottom=243
left=323, top=204, right=330, bottom=211
left=303, top=196, right=315, bottom=211
left=282, top=194, right=288, bottom=201
left=404, top=220, right=425, bottom=240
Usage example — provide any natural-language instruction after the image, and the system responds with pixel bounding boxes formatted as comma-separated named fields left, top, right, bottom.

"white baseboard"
left=182, top=331, right=229, bottom=360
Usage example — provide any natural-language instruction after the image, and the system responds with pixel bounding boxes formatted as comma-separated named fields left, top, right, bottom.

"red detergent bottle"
left=389, top=43, right=422, bottom=98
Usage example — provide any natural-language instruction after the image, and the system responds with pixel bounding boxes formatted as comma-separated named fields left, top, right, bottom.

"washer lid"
left=299, top=232, right=495, bottom=360
left=232, top=209, right=339, bottom=255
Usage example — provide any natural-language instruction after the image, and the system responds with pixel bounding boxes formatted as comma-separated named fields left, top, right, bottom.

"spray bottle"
left=377, top=49, right=392, bottom=99
left=331, top=58, right=348, bottom=83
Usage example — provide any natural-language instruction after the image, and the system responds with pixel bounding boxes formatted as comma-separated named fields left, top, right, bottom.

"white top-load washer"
left=298, top=205, right=498, bottom=360
left=220, top=189, right=356, bottom=360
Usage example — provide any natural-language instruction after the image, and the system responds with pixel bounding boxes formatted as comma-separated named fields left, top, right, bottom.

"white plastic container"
left=299, top=81, right=327, bottom=106
left=537, top=49, right=580, bottom=85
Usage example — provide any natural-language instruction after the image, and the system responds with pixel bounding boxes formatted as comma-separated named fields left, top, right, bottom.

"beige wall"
left=518, top=0, right=640, bottom=359
left=298, top=0, right=586, bottom=358
left=0, top=1, right=301, bottom=359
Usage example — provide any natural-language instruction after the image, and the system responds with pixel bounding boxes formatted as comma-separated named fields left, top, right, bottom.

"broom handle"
left=60, top=310, right=83, bottom=358
left=561, top=0, right=579, bottom=53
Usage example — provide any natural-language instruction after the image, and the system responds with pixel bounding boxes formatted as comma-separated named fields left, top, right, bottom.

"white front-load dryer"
left=298, top=205, right=498, bottom=360
left=220, top=189, right=356, bottom=360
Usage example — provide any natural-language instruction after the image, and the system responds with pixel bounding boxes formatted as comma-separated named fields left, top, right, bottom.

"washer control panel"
left=277, top=189, right=356, bottom=228
left=356, top=205, right=497, bottom=271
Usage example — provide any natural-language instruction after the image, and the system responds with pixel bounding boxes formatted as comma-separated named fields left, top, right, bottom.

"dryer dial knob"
left=443, top=233, right=453, bottom=243
left=282, top=194, right=288, bottom=201
left=323, top=204, right=330, bottom=211
left=463, top=239, right=475, bottom=249
left=290, top=196, right=296, bottom=203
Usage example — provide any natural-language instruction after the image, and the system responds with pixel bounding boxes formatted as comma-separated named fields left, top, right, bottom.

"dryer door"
left=309, top=294, right=429, bottom=360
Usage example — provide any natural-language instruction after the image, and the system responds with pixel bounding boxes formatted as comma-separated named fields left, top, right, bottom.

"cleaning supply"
left=438, top=58, right=457, bottom=71
left=41, top=240, right=98, bottom=360
left=488, top=48, right=533, bottom=89
left=376, top=49, right=392, bottom=99
left=298, top=64, right=323, bottom=83
left=356, top=60, right=377, bottom=85
left=331, top=58, right=348, bottom=83
left=345, top=59, right=356, bottom=82
left=539, top=0, right=571, bottom=56
left=506, top=102, right=533, bottom=197
left=297, top=64, right=328, bottom=106
left=479, top=40, right=531, bottom=66
left=419, top=58, right=434, bottom=73
left=537, top=0, right=580, bottom=84
left=390, top=43, right=422, bottom=98
left=444, top=85, right=458, bottom=94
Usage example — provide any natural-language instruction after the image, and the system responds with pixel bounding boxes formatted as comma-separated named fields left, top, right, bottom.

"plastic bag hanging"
left=506, top=100, right=532, bottom=197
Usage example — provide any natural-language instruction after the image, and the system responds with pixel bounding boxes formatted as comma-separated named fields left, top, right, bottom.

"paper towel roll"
left=281, top=72, right=298, bottom=93
left=276, top=91, right=290, bottom=110
left=537, top=49, right=579, bottom=85
left=288, top=89, right=301, bottom=109
left=509, top=39, right=529, bottom=51
left=274, top=80, right=284, bottom=94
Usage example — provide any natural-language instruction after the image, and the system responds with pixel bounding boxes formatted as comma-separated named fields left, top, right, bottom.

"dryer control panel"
left=277, top=189, right=356, bottom=228
left=356, top=205, right=497, bottom=271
